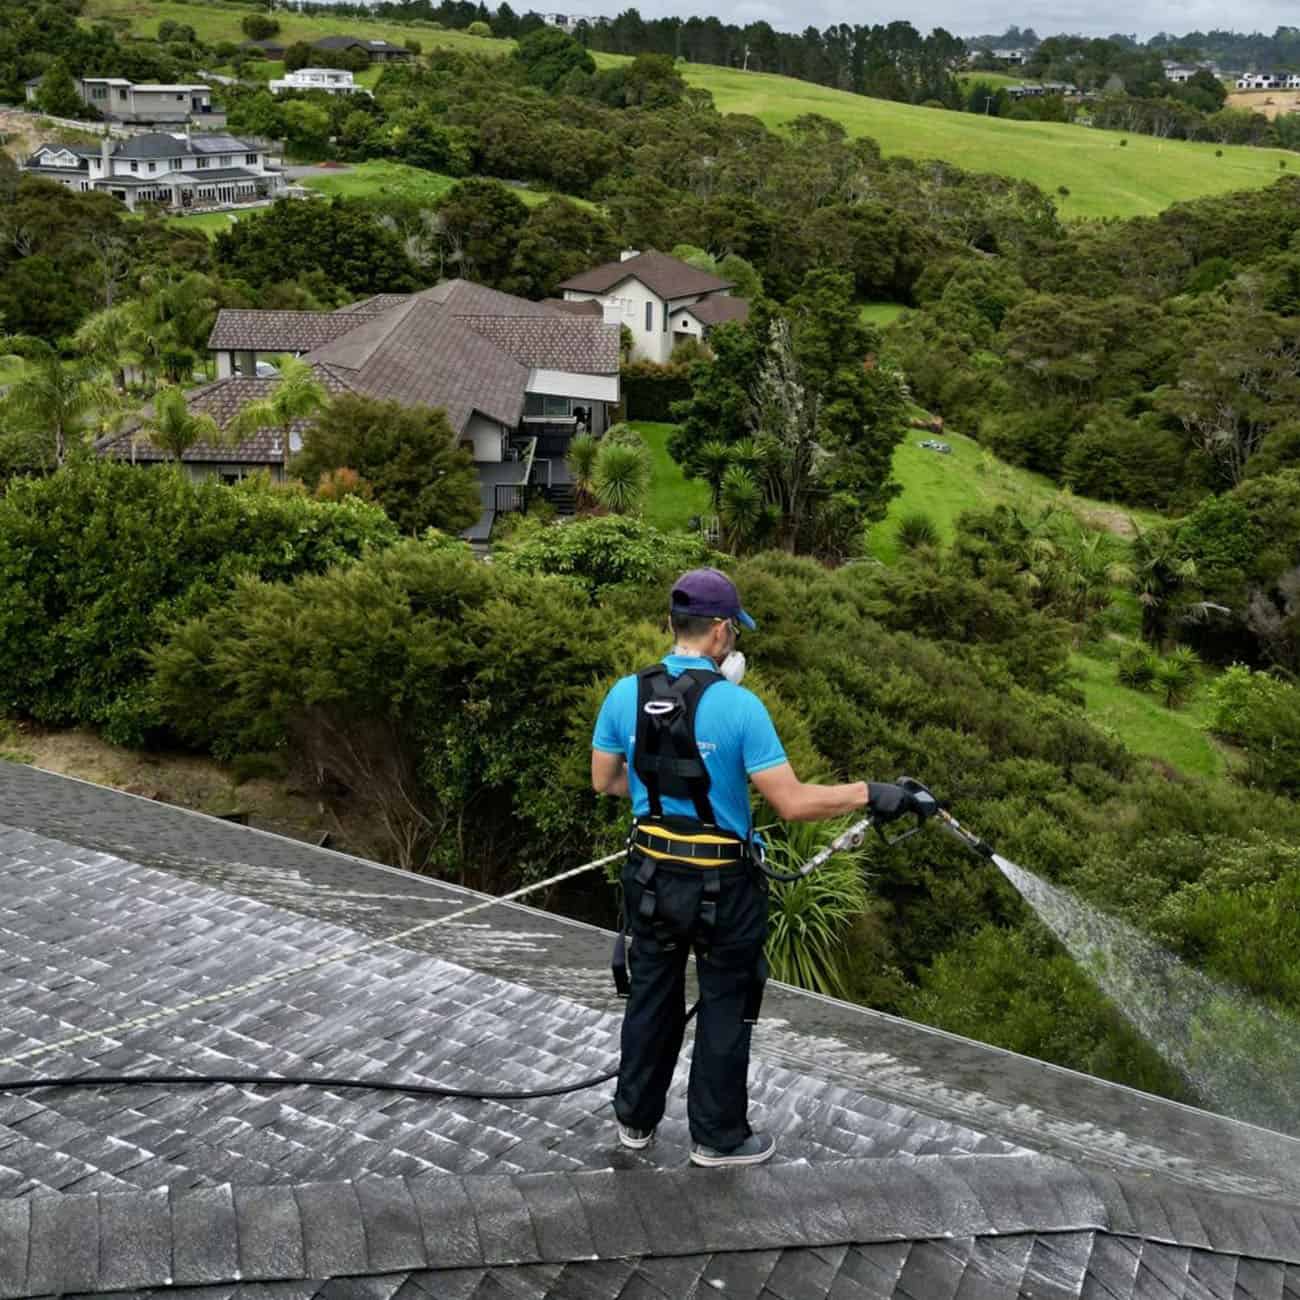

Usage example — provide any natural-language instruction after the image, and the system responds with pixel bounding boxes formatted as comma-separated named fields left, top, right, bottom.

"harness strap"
left=633, top=666, right=722, bottom=825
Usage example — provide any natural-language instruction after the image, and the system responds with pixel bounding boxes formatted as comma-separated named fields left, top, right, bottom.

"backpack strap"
left=632, top=665, right=723, bottom=825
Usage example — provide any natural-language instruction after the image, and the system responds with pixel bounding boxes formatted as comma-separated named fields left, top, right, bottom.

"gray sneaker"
left=689, top=1131, right=776, bottom=1168
left=618, top=1124, right=655, bottom=1150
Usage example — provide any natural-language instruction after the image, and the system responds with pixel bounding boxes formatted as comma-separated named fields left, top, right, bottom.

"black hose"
left=0, top=1005, right=699, bottom=1102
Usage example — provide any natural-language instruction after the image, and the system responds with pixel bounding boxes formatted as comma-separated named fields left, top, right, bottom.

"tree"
left=433, top=179, right=529, bottom=288
left=133, top=385, right=224, bottom=464
left=0, top=342, right=117, bottom=468
left=467, top=20, right=492, bottom=37
left=214, top=199, right=420, bottom=295
left=566, top=433, right=599, bottom=509
left=240, top=13, right=280, bottom=39
left=283, top=41, right=317, bottom=73
left=506, top=198, right=618, bottom=298
left=228, top=357, right=330, bottom=460
left=291, top=394, right=481, bottom=534
left=592, top=438, right=649, bottom=514
left=1132, top=521, right=1199, bottom=647
left=36, top=61, right=83, bottom=118
left=515, top=27, right=596, bottom=91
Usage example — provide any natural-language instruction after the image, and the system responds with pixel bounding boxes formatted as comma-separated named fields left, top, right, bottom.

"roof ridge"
left=6, top=1155, right=1300, bottom=1296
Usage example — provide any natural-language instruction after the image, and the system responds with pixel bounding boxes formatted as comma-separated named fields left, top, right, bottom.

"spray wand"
left=758, top=775, right=994, bottom=882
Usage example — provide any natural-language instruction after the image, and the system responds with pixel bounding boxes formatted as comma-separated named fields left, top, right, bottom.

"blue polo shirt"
left=592, top=653, right=787, bottom=839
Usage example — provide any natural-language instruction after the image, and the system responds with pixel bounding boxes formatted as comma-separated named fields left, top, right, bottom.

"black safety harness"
left=611, top=664, right=765, bottom=1023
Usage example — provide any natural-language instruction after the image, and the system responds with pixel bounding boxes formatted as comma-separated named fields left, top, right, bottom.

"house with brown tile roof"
left=105, top=281, right=621, bottom=542
left=557, top=248, right=750, bottom=364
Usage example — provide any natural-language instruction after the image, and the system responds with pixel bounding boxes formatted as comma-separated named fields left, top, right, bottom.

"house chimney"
left=100, top=135, right=112, bottom=175
left=619, top=248, right=640, bottom=262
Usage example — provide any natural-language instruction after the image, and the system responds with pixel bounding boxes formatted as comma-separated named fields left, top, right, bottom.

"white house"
left=1235, top=72, right=1295, bottom=90
left=557, top=249, right=750, bottom=365
left=269, top=68, right=370, bottom=96
left=992, top=47, right=1028, bottom=64
left=22, top=131, right=284, bottom=212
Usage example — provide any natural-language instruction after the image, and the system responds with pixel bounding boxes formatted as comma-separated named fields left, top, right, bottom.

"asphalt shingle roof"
left=558, top=249, right=733, bottom=299
left=675, top=295, right=750, bottom=326
left=458, top=315, right=620, bottom=374
left=208, top=310, right=380, bottom=353
left=2, top=763, right=1300, bottom=1298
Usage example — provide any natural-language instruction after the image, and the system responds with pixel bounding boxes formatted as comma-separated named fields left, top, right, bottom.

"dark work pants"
left=613, top=851, right=768, bottom=1151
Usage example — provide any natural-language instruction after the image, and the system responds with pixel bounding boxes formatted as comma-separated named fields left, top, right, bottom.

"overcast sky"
left=630, top=0, right=1295, bottom=40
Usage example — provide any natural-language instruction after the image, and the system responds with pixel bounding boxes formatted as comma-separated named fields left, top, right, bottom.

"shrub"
left=1117, top=644, right=1159, bottom=690
left=896, top=511, right=940, bottom=551
left=240, top=13, right=280, bottom=39
left=593, top=439, right=650, bottom=514
left=1154, top=646, right=1200, bottom=709
left=1206, top=663, right=1286, bottom=741
left=466, top=20, right=492, bottom=36
left=0, top=462, right=396, bottom=744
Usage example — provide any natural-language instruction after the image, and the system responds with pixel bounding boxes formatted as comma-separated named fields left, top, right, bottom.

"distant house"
left=100, top=281, right=621, bottom=542
left=1006, top=81, right=1077, bottom=99
left=992, top=47, right=1027, bottom=64
left=311, top=35, right=413, bottom=63
left=21, top=131, right=284, bottom=212
left=557, top=249, right=750, bottom=365
left=269, top=68, right=370, bottom=96
left=24, top=75, right=225, bottom=128
left=239, top=38, right=288, bottom=59
left=1236, top=72, right=1290, bottom=90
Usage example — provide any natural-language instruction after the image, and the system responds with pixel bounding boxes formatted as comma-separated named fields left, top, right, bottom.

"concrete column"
left=216, top=351, right=233, bottom=380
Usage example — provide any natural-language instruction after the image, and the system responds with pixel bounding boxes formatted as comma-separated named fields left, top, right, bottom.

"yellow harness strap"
left=633, top=823, right=744, bottom=867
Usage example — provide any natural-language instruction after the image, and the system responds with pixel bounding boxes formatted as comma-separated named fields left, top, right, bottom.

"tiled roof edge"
left=6, top=1155, right=1300, bottom=1296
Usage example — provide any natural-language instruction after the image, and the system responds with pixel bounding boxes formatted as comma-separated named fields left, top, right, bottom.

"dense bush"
left=0, top=462, right=396, bottom=744
left=620, top=362, right=692, bottom=421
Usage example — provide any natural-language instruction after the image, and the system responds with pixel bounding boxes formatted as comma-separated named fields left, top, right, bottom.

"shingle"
left=294, top=1180, right=368, bottom=1276
left=1079, top=1233, right=1141, bottom=1300
left=354, top=1176, right=427, bottom=1271
left=98, top=1186, right=171, bottom=1290
left=208, top=310, right=369, bottom=353
left=235, top=1185, right=307, bottom=1280
left=623, top=1170, right=706, bottom=1257
left=174, top=1184, right=239, bottom=1285
left=767, top=1243, right=848, bottom=1300
left=407, top=1175, right=484, bottom=1268
left=1135, top=1241, right=1191, bottom=1296
left=697, top=1249, right=781, bottom=1297
left=26, top=1192, right=99, bottom=1294
left=512, top=1173, right=596, bottom=1262
left=0, top=1196, right=30, bottom=1299
left=463, top=1174, right=541, bottom=1265
left=569, top=1169, right=651, bottom=1259
left=957, top=1236, right=1035, bottom=1300
left=1235, top=1256, right=1286, bottom=1300
left=1188, top=1247, right=1239, bottom=1300
left=1023, top=1231, right=1094, bottom=1298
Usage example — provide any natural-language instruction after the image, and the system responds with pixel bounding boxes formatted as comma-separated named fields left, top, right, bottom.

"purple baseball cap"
left=670, top=568, right=757, bottom=630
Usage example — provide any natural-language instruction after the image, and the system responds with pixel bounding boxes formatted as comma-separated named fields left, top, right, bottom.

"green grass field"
left=867, top=426, right=1162, bottom=564
left=682, top=62, right=1297, bottom=220
left=859, top=302, right=908, bottom=328
left=631, top=420, right=711, bottom=532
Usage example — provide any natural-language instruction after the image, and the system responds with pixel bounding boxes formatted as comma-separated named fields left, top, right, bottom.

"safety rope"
left=0, top=848, right=627, bottom=1070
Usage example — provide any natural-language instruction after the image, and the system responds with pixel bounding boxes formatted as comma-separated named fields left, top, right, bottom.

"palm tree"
left=227, top=357, right=329, bottom=469
left=1132, top=521, right=1198, bottom=647
left=592, top=440, right=649, bottom=515
left=134, top=385, right=224, bottom=465
left=695, top=439, right=732, bottom=511
left=718, top=462, right=765, bottom=552
left=566, top=433, right=598, bottom=509
left=0, top=342, right=118, bottom=467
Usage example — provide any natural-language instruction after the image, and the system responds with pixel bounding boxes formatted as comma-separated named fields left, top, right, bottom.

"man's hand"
left=867, top=781, right=932, bottom=824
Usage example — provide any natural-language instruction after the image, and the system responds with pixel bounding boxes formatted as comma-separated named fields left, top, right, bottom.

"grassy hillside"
left=683, top=62, right=1297, bottom=220
left=867, top=426, right=1161, bottom=564
left=83, top=0, right=504, bottom=55
left=84, top=0, right=1295, bottom=220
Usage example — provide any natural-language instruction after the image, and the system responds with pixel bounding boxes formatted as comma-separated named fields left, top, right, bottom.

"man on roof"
left=591, top=567, right=930, bottom=1167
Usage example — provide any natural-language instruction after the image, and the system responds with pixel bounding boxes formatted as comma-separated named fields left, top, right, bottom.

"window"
left=129, top=161, right=138, bottom=173
left=645, top=301, right=653, bottom=332
left=195, top=156, right=208, bottom=169
left=147, top=162, right=155, bottom=173
left=524, top=394, right=573, bottom=418
left=245, top=153, right=258, bottom=165
left=118, top=88, right=127, bottom=101
left=176, top=93, right=185, bottom=101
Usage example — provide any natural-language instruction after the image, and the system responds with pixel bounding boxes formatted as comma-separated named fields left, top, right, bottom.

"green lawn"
left=867, top=426, right=1163, bottom=564
left=631, top=420, right=711, bottom=533
left=1069, top=644, right=1226, bottom=781
left=957, top=71, right=1025, bottom=90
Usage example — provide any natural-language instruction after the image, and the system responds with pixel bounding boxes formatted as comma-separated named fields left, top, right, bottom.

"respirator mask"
left=719, top=651, right=747, bottom=685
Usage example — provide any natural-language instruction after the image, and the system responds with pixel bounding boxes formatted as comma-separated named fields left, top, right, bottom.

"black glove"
left=867, top=781, right=927, bottom=824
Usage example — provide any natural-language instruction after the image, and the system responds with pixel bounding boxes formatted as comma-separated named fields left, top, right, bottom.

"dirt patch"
left=3, top=721, right=335, bottom=847
left=1072, top=504, right=1141, bottom=539
left=1227, top=90, right=1300, bottom=121
left=0, top=107, right=102, bottom=160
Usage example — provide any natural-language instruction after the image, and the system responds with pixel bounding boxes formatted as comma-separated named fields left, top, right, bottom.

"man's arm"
left=750, top=762, right=867, bottom=822
left=592, top=749, right=630, bottom=799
